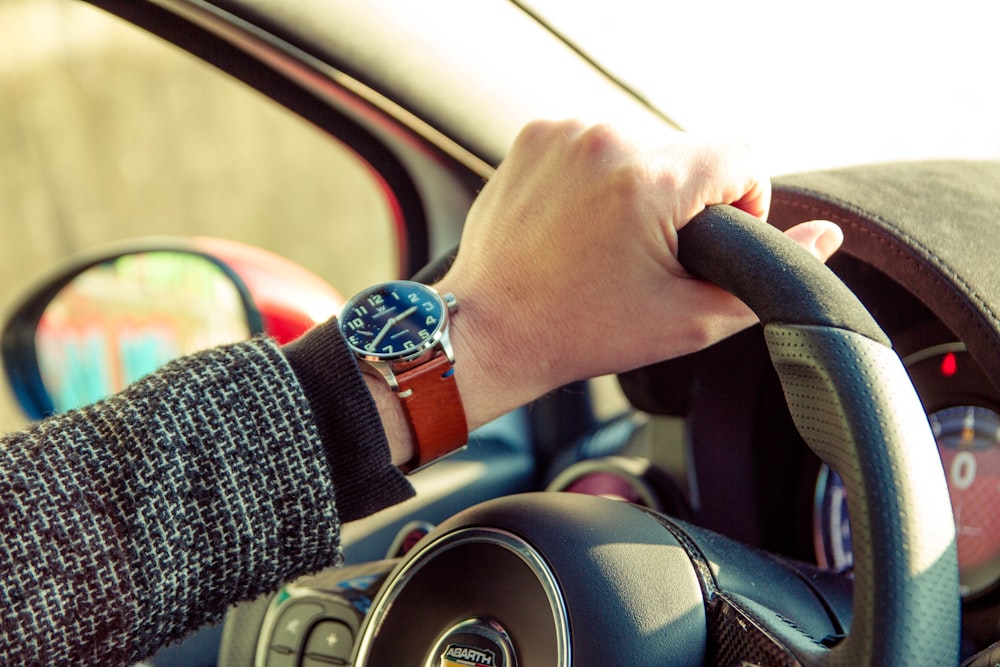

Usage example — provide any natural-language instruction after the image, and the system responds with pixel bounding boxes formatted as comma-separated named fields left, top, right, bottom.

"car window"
left=0, top=0, right=402, bottom=431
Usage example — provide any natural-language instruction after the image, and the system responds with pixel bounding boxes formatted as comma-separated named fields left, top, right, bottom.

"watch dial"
left=341, top=281, right=445, bottom=359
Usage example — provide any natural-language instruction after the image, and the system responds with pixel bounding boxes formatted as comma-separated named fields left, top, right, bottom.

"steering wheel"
left=344, top=205, right=960, bottom=666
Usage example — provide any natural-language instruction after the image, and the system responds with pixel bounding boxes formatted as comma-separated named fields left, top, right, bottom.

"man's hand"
left=376, top=120, right=843, bottom=465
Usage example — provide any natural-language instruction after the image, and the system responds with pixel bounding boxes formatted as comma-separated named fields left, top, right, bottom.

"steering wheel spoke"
left=710, top=594, right=808, bottom=667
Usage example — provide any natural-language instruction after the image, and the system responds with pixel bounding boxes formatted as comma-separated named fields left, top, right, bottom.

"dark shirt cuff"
left=282, top=318, right=414, bottom=522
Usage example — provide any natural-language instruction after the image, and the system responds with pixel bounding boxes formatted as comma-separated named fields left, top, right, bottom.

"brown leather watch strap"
left=396, top=352, right=468, bottom=472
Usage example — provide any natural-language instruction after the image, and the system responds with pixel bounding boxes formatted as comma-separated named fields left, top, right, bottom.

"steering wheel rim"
left=675, top=204, right=959, bottom=665
left=346, top=205, right=961, bottom=665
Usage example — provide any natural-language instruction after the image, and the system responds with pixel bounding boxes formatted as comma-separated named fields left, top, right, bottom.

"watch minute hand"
left=371, top=306, right=417, bottom=348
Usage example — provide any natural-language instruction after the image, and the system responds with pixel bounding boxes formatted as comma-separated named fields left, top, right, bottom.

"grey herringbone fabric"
left=0, top=336, right=386, bottom=665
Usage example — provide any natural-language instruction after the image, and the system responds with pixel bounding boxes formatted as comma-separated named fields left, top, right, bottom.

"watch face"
left=340, top=281, right=447, bottom=360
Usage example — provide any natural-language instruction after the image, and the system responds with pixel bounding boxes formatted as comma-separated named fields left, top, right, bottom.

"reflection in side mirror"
left=35, top=252, right=253, bottom=413
left=2, top=237, right=344, bottom=420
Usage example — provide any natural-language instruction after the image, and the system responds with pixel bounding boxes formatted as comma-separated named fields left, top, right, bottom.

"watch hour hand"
left=372, top=318, right=395, bottom=348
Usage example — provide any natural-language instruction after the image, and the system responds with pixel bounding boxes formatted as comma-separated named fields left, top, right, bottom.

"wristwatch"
left=339, top=280, right=468, bottom=472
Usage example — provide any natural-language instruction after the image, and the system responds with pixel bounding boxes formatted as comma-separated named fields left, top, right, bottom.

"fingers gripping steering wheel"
left=350, top=205, right=960, bottom=666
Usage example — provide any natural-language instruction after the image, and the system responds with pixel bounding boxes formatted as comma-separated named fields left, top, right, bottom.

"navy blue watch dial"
left=340, top=281, right=446, bottom=360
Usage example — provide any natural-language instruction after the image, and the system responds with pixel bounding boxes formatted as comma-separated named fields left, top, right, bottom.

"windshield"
left=524, top=0, right=1000, bottom=174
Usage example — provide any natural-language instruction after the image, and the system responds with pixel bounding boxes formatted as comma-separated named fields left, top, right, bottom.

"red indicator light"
left=940, top=352, right=959, bottom=377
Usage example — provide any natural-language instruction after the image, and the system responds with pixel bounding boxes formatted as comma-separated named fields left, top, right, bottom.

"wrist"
left=340, top=280, right=470, bottom=472
left=360, top=284, right=523, bottom=463
left=361, top=373, right=416, bottom=467
left=282, top=321, right=415, bottom=518
left=431, top=277, right=553, bottom=432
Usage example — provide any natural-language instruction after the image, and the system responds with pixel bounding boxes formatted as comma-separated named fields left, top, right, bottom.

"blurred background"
left=0, top=0, right=398, bottom=430
left=531, top=0, right=1000, bottom=175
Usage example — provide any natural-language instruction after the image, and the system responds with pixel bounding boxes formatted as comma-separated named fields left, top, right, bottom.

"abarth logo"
left=440, top=643, right=497, bottom=666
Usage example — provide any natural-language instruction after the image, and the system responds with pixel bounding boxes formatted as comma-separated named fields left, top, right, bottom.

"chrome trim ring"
left=354, top=527, right=570, bottom=666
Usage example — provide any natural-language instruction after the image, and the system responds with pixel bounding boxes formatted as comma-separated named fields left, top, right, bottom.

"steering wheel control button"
left=270, top=602, right=324, bottom=652
left=428, top=618, right=516, bottom=667
left=265, top=646, right=297, bottom=667
left=303, top=620, right=353, bottom=665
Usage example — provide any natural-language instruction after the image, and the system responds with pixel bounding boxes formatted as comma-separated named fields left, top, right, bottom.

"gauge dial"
left=932, top=405, right=1000, bottom=596
left=813, top=465, right=851, bottom=572
left=815, top=347, right=1000, bottom=598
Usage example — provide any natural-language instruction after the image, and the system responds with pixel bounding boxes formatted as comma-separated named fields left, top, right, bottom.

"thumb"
left=782, top=220, right=844, bottom=263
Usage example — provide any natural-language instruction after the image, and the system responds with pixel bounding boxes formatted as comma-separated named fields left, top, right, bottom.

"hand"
left=432, top=120, right=842, bottom=432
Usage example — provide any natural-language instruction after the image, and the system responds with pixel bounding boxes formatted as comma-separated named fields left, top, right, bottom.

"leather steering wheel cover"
left=678, top=205, right=889, bottom=345
left=678, top=206, right=960, bottom=665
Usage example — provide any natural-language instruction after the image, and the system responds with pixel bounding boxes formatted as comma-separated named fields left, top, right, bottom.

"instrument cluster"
left=813, top=344, right=1000, bottom=599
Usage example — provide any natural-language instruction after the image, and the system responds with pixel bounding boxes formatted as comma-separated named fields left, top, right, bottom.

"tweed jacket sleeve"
left=0, top=323, right=413, bottom=666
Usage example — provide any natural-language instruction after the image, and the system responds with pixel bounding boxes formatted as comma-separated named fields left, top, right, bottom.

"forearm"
left=0, top=336, right=405, bottom=666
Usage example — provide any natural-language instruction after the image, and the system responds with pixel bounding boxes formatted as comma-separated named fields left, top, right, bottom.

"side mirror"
left=2, top=238, right=343, bottom=419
